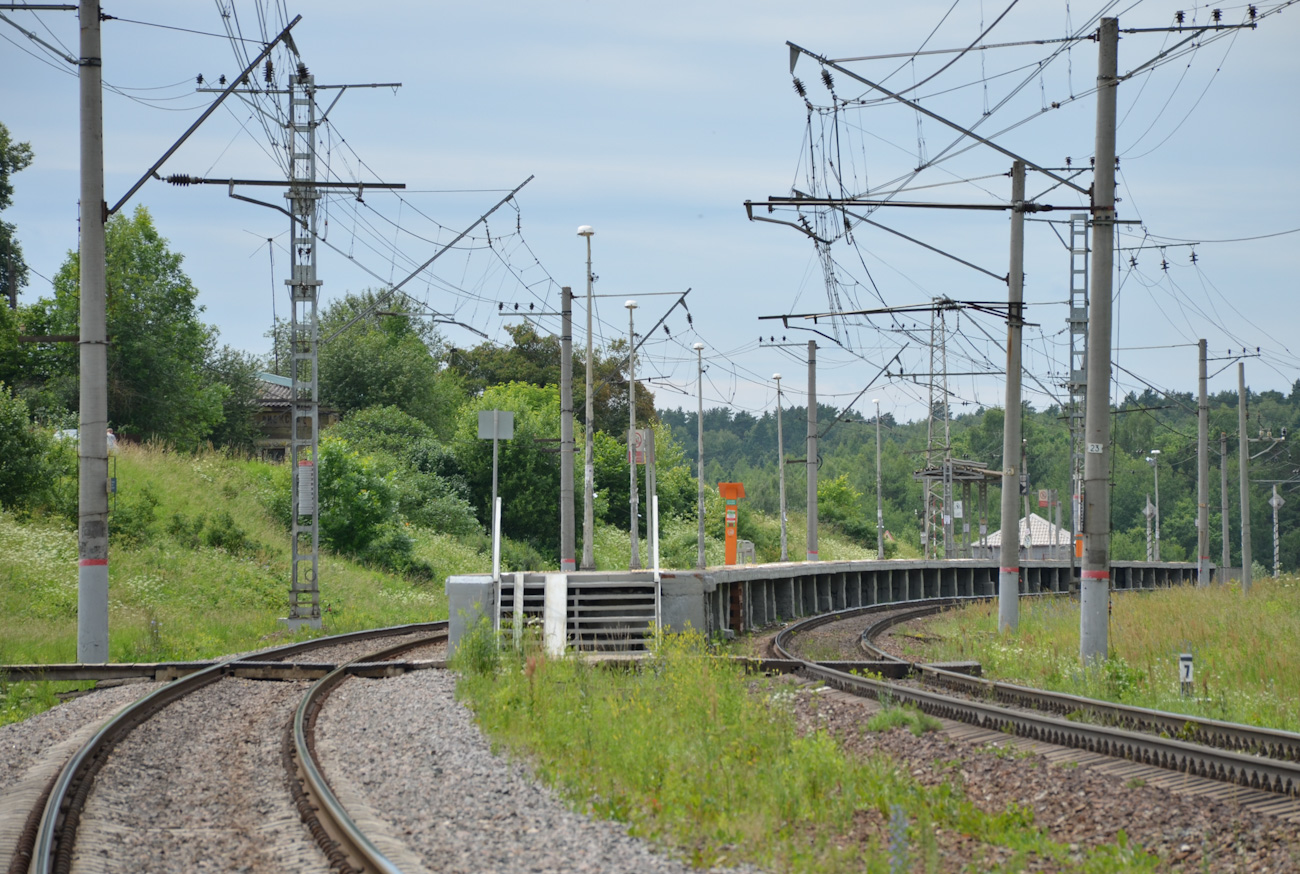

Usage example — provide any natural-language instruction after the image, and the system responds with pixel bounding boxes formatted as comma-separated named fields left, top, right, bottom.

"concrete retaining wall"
left=447, top=560, right=1198, bottom=654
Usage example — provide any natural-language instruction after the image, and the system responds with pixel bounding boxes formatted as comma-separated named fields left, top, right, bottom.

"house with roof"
left=971, top=512, right=1073, bottom=561
left=253, top=372, right=340, bottom=462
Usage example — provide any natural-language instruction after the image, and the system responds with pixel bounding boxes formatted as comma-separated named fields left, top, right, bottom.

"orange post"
left=718, top=482, right=746, bottom=565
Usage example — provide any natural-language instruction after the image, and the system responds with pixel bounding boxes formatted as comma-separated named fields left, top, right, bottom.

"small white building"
left=973, top=512, right=1072, bottom=560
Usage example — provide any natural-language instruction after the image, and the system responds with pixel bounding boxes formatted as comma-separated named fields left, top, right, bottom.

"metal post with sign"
left=478, top=410, right=514, bottom=586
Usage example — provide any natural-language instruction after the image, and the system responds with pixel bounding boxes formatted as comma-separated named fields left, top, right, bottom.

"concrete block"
left=446, top=574, right=494, bottom=658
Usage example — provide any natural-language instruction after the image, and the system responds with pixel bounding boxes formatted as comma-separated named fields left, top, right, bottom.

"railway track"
left=11, top=622, right=446, bottom=874
left=774, top=599, right=1300, bottom=800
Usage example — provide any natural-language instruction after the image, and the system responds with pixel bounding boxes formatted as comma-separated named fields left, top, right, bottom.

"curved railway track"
left=775, top=598, right=1300, bottom=799
left=13, top=622, right=446, bottom=874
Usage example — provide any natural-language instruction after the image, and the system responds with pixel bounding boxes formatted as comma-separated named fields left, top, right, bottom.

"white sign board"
left=477, top=410, right=514, bottom=440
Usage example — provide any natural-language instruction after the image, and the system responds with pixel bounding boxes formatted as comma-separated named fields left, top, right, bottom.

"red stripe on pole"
left=1081, top=570, right=1109, bottom=580
left=999, top=567, right=1019, bottom=574
left=79, top=559, right=108, bottom=566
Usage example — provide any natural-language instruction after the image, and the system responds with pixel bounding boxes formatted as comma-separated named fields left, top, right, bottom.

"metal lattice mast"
left=287, top=69, right=322, bottom=629
left=941, top=305, right=953, bottom=558
left=923, top=300, right=951, bottom=559
left=1066, top=213, right=1089, bottom=570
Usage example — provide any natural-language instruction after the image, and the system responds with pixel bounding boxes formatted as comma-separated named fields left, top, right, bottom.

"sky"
left=3, top=1, right=1297, bottom=434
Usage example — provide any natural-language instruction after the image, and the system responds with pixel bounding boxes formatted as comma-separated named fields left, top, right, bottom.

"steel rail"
left=23, top=621, right=446, bottom=874
left=775, top=602, right=1299, bottom=797
left=290, top=629, right=448, bottom=874
left=855, top=602, right=1300, bottom=763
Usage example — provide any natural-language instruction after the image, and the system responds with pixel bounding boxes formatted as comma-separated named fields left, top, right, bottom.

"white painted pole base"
left=1079, top=573, right=1109, bottom=664
left=997, top=568, right=1019, bottom=633
left=544, top=573, right=568, bottom=657
left=77, top=562, right=109, bottom=663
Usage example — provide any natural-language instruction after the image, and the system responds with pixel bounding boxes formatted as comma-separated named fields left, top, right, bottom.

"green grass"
left=0, top=444, right=466, bottom=726
left=907, top=578, right=1300, bottom=732
left=866, top=704, right=944, bottom=737
left=453, top=623, right=1159, bottom=872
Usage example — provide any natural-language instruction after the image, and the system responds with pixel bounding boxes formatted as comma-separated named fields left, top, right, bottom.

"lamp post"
left=1147, top=449, right=1161, bottom=561
left=626, top=299, right=640, bottom=569
left=695, top=343, right=706, bottom=568
left=874, top=398, right=884, bottom=560
left=577, top=226, right=595, bottom=570
left=774, top=373, right=787, bottom=561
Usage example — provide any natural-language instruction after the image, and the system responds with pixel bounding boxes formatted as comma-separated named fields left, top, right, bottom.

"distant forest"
left=660, top=381, right=1300, bottom=570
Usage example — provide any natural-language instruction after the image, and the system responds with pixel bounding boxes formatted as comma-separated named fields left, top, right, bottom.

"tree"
left=452, top=322, right=565, bottom=397
left=34, top=206, right=225, bottom=447
left=0, top=122, right=33, bottom=307
left=450, top=325, right=656, bottom=436
left=203, top=345, right=262, bottom=452
left=0, top=382, right=46, bottom=509
left=278, top=291, right=466, bottom=439
left=450, top=382, right=562, bottom=555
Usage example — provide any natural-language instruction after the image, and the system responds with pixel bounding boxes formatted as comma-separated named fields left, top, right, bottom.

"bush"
left=109, top=483, right=159, bottom=547
left=0, top=383, right=65, bottom=514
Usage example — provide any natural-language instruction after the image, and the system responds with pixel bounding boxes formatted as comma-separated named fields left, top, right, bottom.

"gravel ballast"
left=314, top=669, right=760, bottom=874
left=66, top=677, right=331, bottom=874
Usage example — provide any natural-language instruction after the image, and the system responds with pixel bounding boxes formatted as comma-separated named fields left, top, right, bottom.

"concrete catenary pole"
left=1238, top=362, right=1252, bottom=594
left=1145, top=491, right=1153, bottom=561
left=806, top=341, right=818, bottom=562
left=77, top=0, right=110, bottom=662
left=578, top=226, right=595, bottom=569
left=694, top=343, right=706, bottom=568
left=1197, top=339, right=1210, bottom=585
left=1221, top=431, right=1230, bottom=575
left=774, top=373, right=787, bottom=561
left=998, top=160, right=1026, bottom=633
left=1152, top=449, right=1161, bottom=561
left=559, top=287, right=576, bottom=572
left=1080, top=17, right=1119, bottom=663
left=1273, top=485, right=1282, bottom=577
left=874, top=398, right=884, bottom=560
left=626, top=300, right=640, bottom=569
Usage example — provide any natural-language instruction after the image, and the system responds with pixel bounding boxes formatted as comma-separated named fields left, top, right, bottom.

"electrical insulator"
left=792, top=77, right=806, bottom=98
left=265, top=59, right=273, bottom=84
left=218, top=75, right=226, bottom=86
left=1249, top=5, right=1257, bottom=20
left=196, top=74, right=204, bottom=85
left=820, top=68, right=834, bottom=91
left=1212, top=8, right=1222, bottom=22
left=1176, top=10, right=1185, bottom=24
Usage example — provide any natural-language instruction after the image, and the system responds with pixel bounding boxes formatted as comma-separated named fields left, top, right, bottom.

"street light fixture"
left=774, top=373, right=786, bottom=561
left=626, top=299, right=640, bottom=569
left=577, top=226, right=595, bottom=569
left=874, top=399, right=884, bottom=561
left=694, top=343, right=706, bottom=568
left=1146, top=449, right=1161, bottom=561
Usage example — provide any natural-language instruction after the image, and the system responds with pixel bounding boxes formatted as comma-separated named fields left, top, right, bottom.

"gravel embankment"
left=314, top=669, right=763, bottom=874
left=0, top=682, right=163, bottom=873
left=771, top=612, right=1300, bottom=870
left=67, top=677, right=330, bottom=873
left=784, top=678, right=1300, bottom=871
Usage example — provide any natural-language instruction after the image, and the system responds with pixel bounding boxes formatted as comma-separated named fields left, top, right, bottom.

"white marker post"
left=479, top=410, right=514, bottom=633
